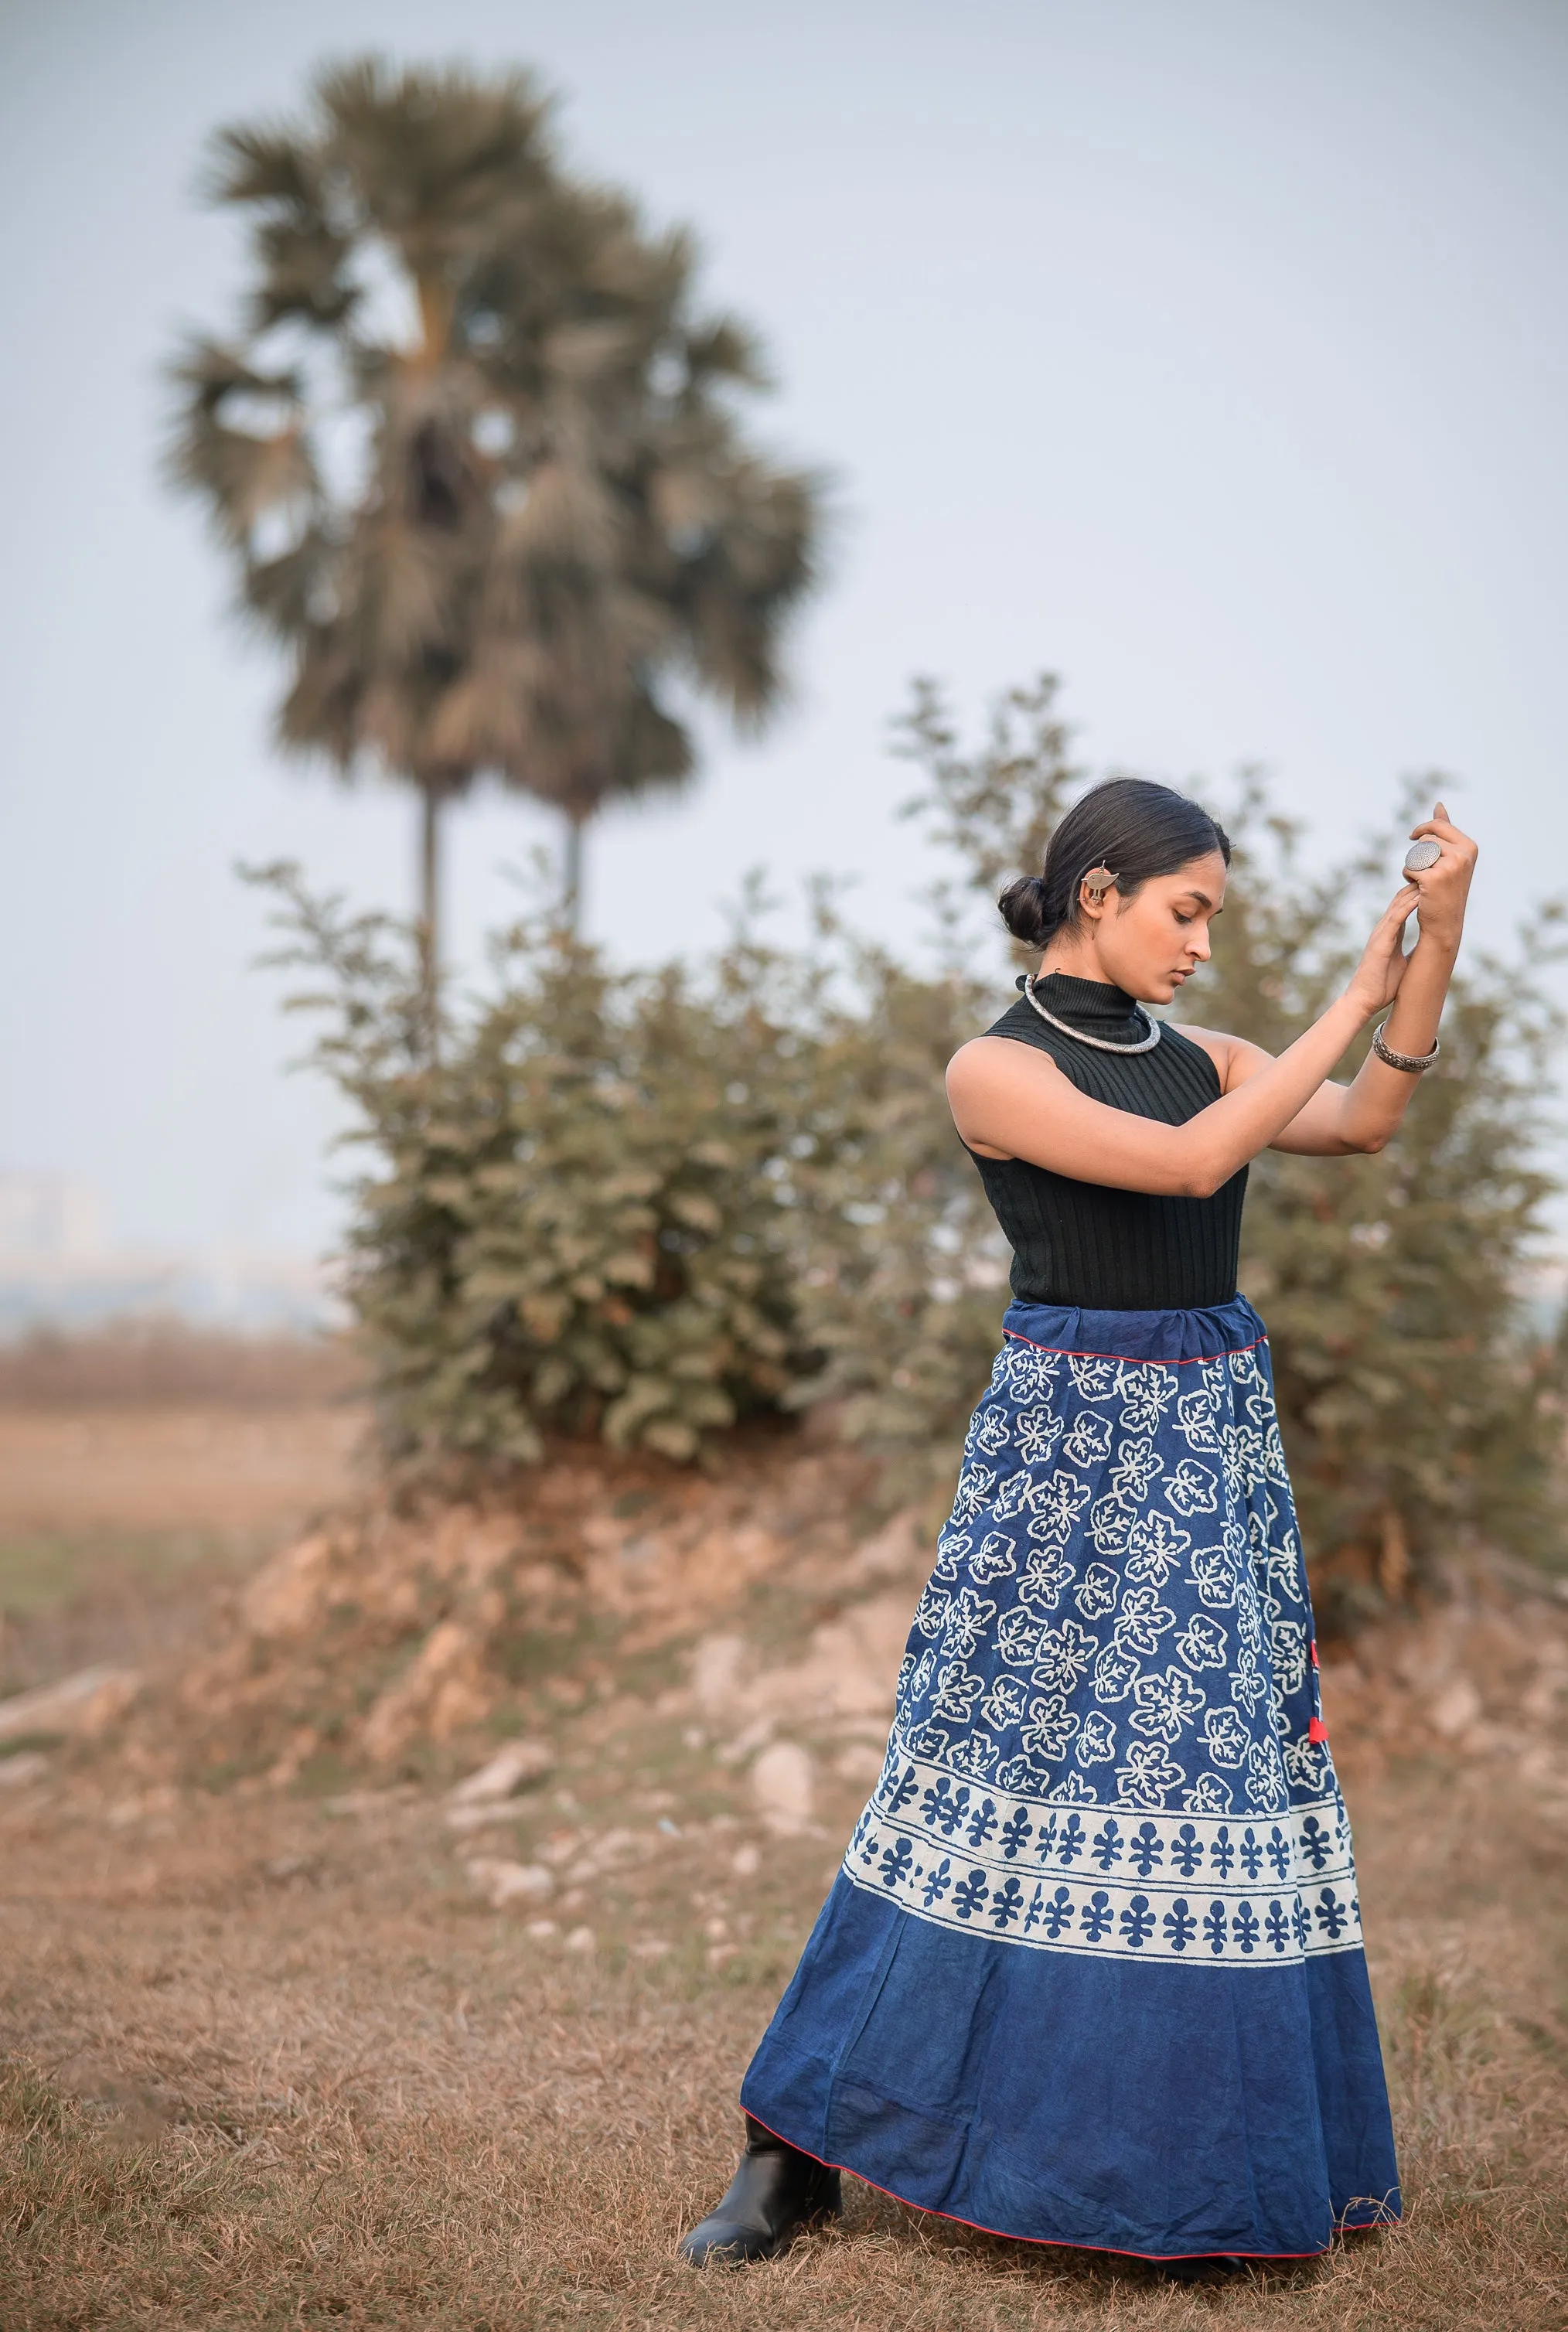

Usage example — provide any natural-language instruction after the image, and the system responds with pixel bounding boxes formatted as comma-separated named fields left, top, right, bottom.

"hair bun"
left=997, top=871, right=1052, bottom=950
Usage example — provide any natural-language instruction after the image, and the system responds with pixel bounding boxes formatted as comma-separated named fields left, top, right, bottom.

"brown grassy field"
left=1, top=1342, right=1566, bottom=2330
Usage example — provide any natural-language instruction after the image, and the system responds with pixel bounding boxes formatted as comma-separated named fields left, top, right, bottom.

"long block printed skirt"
left=742, top=1296, right=1401, bottom=2259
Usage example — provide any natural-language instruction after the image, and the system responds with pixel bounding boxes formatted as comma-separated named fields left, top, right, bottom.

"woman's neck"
left=1038, top=950, right=1117, bottom=987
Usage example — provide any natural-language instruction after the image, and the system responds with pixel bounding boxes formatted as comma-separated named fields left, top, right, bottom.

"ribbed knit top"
left=966, top=972, right=1246, bottom=1311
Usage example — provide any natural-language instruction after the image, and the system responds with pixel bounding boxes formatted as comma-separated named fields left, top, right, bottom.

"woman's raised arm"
left=948, top=884, right=1422, bottom=1197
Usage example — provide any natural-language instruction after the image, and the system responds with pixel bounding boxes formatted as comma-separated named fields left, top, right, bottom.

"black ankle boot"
left=1157, top=2255, right=1248, bottom=2283
left=678, top=2116, right=842, bottom=2265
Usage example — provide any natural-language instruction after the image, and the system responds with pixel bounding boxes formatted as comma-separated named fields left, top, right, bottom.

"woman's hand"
left=1403, top=802, right=1477, bottom=950
left=1345, top=885, right=1420, bottom=1021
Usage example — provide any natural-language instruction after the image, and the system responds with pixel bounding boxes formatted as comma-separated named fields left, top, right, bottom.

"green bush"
left=257, top=673, right=1566, bottom=1613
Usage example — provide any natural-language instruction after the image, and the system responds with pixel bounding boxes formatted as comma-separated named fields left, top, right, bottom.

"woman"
left=680, top=776, right=1476, bottom=2272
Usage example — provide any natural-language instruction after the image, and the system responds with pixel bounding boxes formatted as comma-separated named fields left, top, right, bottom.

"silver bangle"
left=1372, top=1022, right=1440, bottom=1073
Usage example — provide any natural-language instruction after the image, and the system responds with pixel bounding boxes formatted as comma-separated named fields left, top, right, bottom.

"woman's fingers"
left=1407, top=808, right=1477, bottom=854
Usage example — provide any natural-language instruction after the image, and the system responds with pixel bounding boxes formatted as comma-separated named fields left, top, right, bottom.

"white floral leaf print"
left=1088, top=1495, right=1137, bottom=1556
left=1015, top=1406, right=1066, bottom=1466
left=912, top=1581, right=950, bottom=1638
left=949, top=1464, right=997, bottom=1527
left=1113, top=1583, right=1177, bottom=1656
left=1175, top=1614, right=1229, bottom=1672
left=1165, top=1458, right=1219, bottom=1515
left=1181, top=1773, right=1233, bottom=1814
left=932, top=1529, right=970, bottom=1580
left=968, top=1404, right=1013, bottom=1456
left=929, top=1663, right=986, bottom=1724
left=1269, top=1616, right=1309, bottom=1694
left=980, top=1674, right=1028, bottom=1730
left=967, top=1531, right=1019, bottom=1584
left=1003, top=1348, right=1058, bottom=1403
left=1109, top=1437, right=1163, bottom=1503
left=1074, top=1563, right=1120, bottom=1620
left=990, top=1471, right=1036, bottom=1522
left=1130, top=1662, right=1208, bottom=1743
left=942, top=1590, right=998, bottom=1660
left=1062, top=1411, right=1113, bottom=1468
left=947, top=1728, right=999, bottom=1779
left=1092, top=1644, right=1142, bottom=1703
left=1067, top=1354, right=1119, bottom=1401
left=1246, top=1737, right=1290, bottom=1812
left=1017, top=1544, right=1077, bottom=1613
left=1229, top=1650, right=1269, bottom=1718
left=1115, top=1362, right=1174, bottom=1436
left=1283, top=1734, right=1328, bottom=1791
left=1174, top=1382, right=1223, bottom=1451
left=1124, top=1511, right=1191, bottom=1587
left=997, top=1607, right=1048, bottom=1668
left=1025, top=1474, right=1093, bottom=1544
left=1020, top=1694, right=1080, bottom=1761
left=1201, top=1706, right=1252, bottom=1768
left=1048, top=1771, right=1101, bottom=1804
left=1261, top=1529, right=1304, bottom=1600
left=1075, top=1710, right=1118, bottom=1764
left=1188, top=1542, right=1238, bottom=1609
left=1114, top=1739, right=1185, bottom=1809
left=1235, top=1584, right=1264, bottom=1655
left=1029, top=1618, right=1096, bottom=1696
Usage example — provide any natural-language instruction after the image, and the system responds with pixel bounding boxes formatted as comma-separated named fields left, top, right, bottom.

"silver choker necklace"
left=1024, top=975, right=1162, bottom=1054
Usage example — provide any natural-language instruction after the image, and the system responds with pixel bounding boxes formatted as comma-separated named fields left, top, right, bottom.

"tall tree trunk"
left=418, top=788, right=441, bottom=1058
left=563, top=811, right=587, bottom=935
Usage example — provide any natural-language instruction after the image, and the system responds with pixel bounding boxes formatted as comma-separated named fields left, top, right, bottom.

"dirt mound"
left=119, top=1435, right=915, bottom=1790
left=15, top=1420, right=1567, bottom=1822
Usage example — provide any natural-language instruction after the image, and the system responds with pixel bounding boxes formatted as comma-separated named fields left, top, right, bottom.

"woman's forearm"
left=1173, top=992, right=1372, bottom=1195
left=1329, top=928, right=1458, bottom=1152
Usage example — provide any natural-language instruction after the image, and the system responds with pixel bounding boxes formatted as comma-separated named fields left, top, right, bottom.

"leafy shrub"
left=257, top=673, right=1566, bottom=1614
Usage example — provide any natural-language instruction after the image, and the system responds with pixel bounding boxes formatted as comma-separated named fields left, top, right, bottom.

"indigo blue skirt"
left=742, top=1296, right=1401, bottom=2259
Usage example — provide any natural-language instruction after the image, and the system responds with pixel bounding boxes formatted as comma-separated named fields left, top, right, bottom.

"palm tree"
left=169, top=56, right=820, bottom=1000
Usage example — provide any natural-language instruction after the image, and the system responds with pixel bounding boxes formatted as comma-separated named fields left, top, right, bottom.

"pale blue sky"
left=2, top=0, right=1564, bottom=1253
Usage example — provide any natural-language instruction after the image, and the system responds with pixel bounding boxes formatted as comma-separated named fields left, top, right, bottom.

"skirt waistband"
left=1001, top=1292, right=1266, bottom=1366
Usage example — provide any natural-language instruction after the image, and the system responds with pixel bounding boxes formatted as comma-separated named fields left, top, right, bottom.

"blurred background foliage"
left=257, top=672, right=1566, bottom=1628
left=170, top=55, right=822, bottom=981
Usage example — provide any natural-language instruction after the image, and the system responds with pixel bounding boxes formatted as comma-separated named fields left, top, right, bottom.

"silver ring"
left=1403, top=839, right=1441, bottom=874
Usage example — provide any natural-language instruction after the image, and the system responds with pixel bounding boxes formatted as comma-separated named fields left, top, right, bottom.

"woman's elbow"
left=1170, top=1157, right=1228, bottom=1199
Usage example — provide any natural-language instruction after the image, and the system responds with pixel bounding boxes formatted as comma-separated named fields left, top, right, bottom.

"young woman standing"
left=680, top=777, right=1476, bottom=2272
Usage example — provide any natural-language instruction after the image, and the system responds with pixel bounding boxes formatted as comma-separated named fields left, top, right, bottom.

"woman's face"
left=1060, top=850, right=1229, bottom=1004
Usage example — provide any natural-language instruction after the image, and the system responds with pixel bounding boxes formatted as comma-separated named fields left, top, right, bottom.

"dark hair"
left=998, top=777, right=1231, bottom=950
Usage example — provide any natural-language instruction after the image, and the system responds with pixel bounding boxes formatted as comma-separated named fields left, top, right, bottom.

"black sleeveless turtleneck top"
left=967, top=972, right=1246, bottom=1311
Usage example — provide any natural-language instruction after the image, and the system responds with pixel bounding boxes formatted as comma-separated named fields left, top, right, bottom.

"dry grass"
left=2, top=1680, right=1566, bottom=2327
left=0, top=1323, right=363, bottom=1410
left=2, top=1410, right=1566, bottom=2328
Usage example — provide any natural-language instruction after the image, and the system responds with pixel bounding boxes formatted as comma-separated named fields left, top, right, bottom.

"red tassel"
left=1308, top=1717, right=1328, bottom=1743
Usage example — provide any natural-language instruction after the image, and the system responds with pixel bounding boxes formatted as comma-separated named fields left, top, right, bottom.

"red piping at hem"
left=741, top=2109, right=1399, bottom=2262
left=1003, top=1328, right=1269, bottom=1369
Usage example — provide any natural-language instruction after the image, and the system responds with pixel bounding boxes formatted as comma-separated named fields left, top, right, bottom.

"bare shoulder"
left=946, top=1032, right=1069, bottom=1089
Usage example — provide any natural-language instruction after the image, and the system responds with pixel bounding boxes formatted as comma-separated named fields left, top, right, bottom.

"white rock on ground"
left=448, top=1740, right=554, bottom=1805
left=0, top=1665, right=141, bottom=1743
left=751, top=1740, right=816, bottom=1834
left=0, top=1751, right=50, bottom=1788
left=1429, top=1676, right=1483, bottom=1738
left=464, top=1858, right=556, bottom=1909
